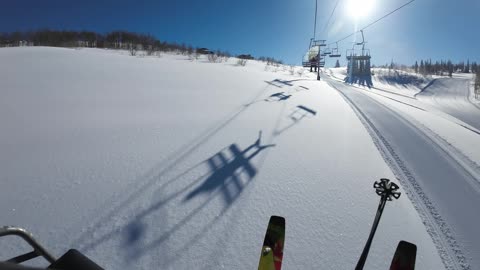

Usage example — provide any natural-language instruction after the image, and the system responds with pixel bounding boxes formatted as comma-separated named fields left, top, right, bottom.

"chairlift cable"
left=323, top=0, right=341, bottom=35
left=328, top=0, right=415, bottom=46
left=313, top=0, right=318, bottom=40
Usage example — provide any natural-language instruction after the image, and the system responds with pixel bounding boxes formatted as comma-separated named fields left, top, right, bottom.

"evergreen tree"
left=447, top=60, right=453, bottom=77
left=335, top=59, right=340, bottom=68
left=476, top=69, right=480, bottom=99
left=414, top=61, right=419, bottom=73
left=472, top=62, right=478, bottom=73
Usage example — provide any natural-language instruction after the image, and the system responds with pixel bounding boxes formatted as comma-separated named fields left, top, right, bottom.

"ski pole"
left=355, top=178, right=401, bottom=270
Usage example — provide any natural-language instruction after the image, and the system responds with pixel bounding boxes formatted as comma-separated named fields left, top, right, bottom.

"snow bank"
left=328, top=67, right=431, bottom=97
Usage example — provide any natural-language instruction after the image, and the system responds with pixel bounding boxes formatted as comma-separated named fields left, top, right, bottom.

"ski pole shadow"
left=274, top=105, right=317, bottom=136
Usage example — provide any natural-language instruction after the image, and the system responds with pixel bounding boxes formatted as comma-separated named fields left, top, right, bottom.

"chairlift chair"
left=321, top=48, right=332, bottom=56
left=302, top=39, right=326, bottom=68
left=329, top=42, right=341, bottom=58
left=356, top=30, right=366, bottom=46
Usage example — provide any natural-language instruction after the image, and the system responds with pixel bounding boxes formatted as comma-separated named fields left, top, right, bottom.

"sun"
left=347, top=0, right=376, bottom=19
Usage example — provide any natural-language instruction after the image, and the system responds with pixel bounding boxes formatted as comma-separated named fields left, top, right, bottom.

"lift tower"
left=345, top=30, right=373, bottom=88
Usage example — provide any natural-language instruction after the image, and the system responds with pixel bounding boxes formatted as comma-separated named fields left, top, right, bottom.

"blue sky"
left=2, top=0, right=479, bottom=66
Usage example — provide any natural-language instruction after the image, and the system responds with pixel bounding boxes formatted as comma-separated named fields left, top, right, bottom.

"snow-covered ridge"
left=328, top=67, right=432, bottom=97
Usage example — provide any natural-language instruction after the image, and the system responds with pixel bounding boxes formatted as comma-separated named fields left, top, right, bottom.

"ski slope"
left=328, top=67, right=429, bottom=98
left=325, top=76, right=480, bottom=270
left=416, top=77, right=480, bottom=130
left=0, top=47, right=445, bottom=269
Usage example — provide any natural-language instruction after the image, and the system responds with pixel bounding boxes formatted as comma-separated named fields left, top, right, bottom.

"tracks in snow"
left=327, top=79, right=476, bottom=270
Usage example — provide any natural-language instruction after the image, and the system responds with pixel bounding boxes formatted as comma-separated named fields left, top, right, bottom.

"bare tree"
left=297, top=68, right=305, bottom=77
left=237, top=59, right=247, bottom=66
left=208, top=53, right=220, bottom=63
left=289, top=65, right=295, bottom=75
left=146, top=45, right=155, bottom=56
left=129, top=43, right=137, bottom=56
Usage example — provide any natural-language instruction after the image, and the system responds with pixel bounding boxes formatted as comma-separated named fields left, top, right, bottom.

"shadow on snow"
left=184, top=131, right=275, bottom=203
left=121, top=131, right=275, bottom=263
left=274, top=105, right=317, bottom=136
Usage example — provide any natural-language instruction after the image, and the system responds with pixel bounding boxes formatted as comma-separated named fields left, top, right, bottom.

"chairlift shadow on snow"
left=265, top=79, right=294, bottom=88
left=294, top=85, right=310, bottom=92
left=74, top=84, right=273, bottom=253
left=118, top=131, right=275, bottom=265
left=264, top=78, right=316, bottom=89
left=374, top=70, right=427, bottom=88
left=273, top=105, right=317, bottom=136
left=184, top=131, right=275, bottom=203
left=264, top=92, right=292, bottom=102
left=345, top=75, right=374, bottom=89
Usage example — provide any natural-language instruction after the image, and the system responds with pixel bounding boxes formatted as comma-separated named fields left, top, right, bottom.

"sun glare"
left=347, top=0, right=376, bottom=19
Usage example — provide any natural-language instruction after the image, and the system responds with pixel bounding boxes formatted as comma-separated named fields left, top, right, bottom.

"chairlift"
left=321, top=47, right=332, bottom=56
left=301, top=0, right=324, bottom=80
left=302, top=39, right=326, bottom=68
left=356, top=30, right=366, bottom=46
left=350, top=30, right=370, bottom=57
left=329, top=42, right=341, bottom=58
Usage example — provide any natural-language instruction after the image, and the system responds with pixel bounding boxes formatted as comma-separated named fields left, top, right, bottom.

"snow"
left=324, top=67, right=480, bottom=269
left=416, top=77, right=480, bottom=130
left=328, top=68, right=480, bottom=171
left=0, top=47, right=448, bottom=269
left=325, top=77, right=479, bottom=270
left=328, top=67, right=430, bottom=98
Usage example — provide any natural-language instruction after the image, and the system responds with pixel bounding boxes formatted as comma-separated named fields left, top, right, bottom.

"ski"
left=257, top=216, right=285, bottom=270
left=389, top=241, right=417, bottom=270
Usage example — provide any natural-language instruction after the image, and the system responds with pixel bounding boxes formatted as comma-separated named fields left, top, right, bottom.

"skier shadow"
left=264, top=92, right=292, bottom=102
left=121, top=131, right=275, bottom=262
left=184, top=131, right=275, bottom=204
left=274, top=105, right=317, bottom=136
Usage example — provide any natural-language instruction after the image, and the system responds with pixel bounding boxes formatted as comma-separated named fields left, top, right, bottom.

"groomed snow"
left=325, top=67, right=480, bottom=269
left=328, top=67, right=430, bottom=98
left=0, top=47, right=444, bottom=269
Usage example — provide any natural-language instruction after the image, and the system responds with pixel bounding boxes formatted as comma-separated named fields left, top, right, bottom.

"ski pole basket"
left=374, top=178, right=401, bottom=201
left=355, top=178, right=401, bottom=270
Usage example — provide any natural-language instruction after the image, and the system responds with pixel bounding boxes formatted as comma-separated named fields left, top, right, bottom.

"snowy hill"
left=328, top=67, right=430, bottom=97
left=325, top=65, right=480, bottom=270
left=0, top=47, right=452, bottom=269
